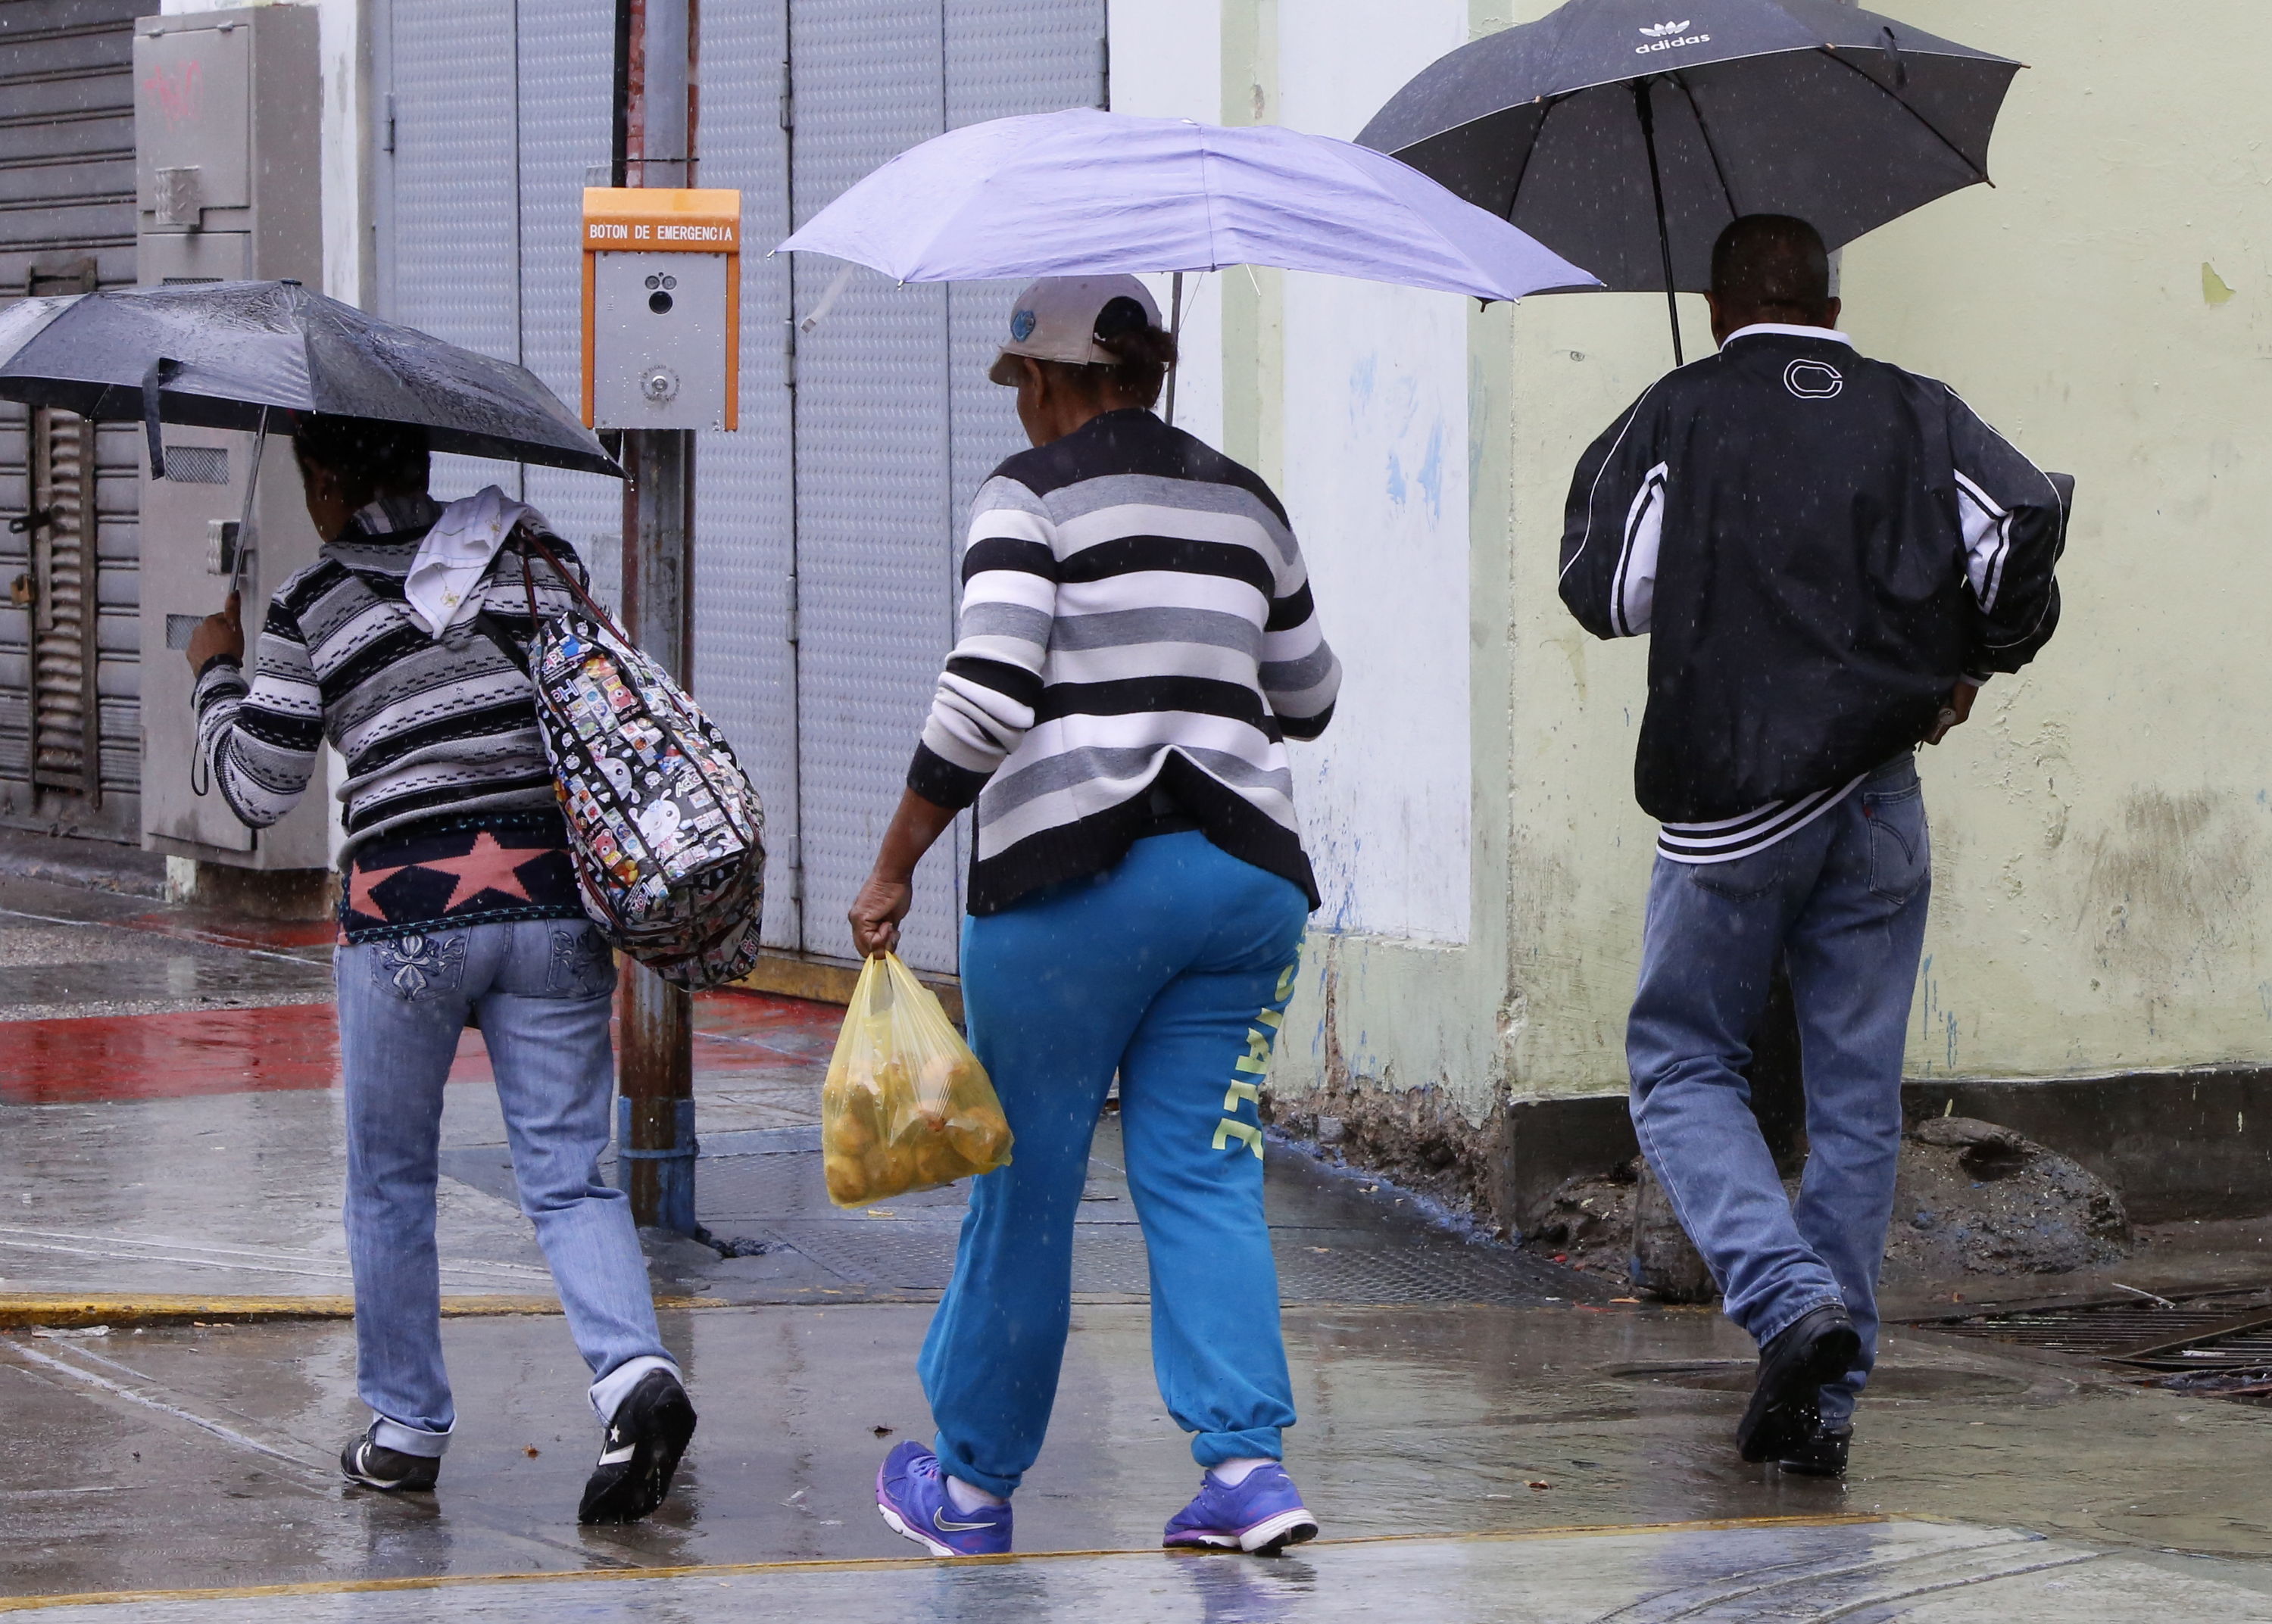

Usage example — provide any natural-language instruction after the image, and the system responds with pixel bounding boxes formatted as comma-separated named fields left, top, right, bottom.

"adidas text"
left=1634, top=32, right=1711, bottom=53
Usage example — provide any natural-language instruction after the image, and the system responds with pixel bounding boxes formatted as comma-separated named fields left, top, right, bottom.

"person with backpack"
left=847, top=276, right=1340, bottom=1558
left=182, top=414, right=694, bottom=1523
left=1559, top=215, right=2063, bottom=1478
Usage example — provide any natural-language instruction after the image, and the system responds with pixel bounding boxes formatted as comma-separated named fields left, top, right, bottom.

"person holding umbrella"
left=1559, top=214, right=2064, bottom=1476
left=847, top=276, right=1339, bottom=1558
left=183, top=413, right=696, bottom=1524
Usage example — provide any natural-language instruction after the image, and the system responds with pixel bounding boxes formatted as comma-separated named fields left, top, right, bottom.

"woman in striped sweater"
left=855, top=276, right=1340, bottom=1560
left=185, top=415, right=694, bottom=1524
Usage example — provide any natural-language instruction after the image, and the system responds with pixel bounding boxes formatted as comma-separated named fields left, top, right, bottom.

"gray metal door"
left=786, top=0, right=957, bottom=969
left=0, top=0, right=156, bottom=842
left=786, top=0, right=1103, bottom=974
left=694, top=6, right=801, bottom=952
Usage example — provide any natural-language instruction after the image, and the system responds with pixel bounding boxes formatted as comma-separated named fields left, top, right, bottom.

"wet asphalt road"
left=3, top=871, right=2272, bottom=1619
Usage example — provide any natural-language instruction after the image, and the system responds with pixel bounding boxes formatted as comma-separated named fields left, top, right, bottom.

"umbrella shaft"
left=1634, top=81, right=1685, bottom=369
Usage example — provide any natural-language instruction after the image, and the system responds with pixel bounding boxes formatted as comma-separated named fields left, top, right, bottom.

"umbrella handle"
left=141, top=357, right=181, bottom=478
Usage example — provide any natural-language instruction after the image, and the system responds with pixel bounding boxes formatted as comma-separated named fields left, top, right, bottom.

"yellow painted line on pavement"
left=0, top=1514, right=1890, bottom=1612
left=0, top=1294, right=725, bottom=1329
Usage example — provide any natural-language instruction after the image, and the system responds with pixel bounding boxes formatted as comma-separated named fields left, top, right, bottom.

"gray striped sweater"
left=909, top=409, right=1340, bottom=914
left=194, top=494, right=586, bottom=856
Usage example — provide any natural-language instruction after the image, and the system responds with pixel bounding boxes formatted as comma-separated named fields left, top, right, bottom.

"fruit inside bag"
left=822, top=952, right=1013, bottom=1208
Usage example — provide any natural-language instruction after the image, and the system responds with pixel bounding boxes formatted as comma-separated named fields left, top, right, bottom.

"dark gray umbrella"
left=0, top=279, right=620, bottom=478
left=1356, top=0, right=2022, bottom=362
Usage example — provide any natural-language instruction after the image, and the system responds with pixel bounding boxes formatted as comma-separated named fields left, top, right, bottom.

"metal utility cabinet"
left=133, top=6, right=329, bottom=867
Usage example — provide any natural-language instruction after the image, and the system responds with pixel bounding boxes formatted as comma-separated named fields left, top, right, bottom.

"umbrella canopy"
left=1356, top=0, right=2021, bottom=296
left=0, top=279, right=620, bottom=478
left=776, top=108, right=1599, bottom=304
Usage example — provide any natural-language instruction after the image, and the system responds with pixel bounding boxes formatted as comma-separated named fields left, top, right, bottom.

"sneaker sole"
left=577, top=1387, right=696, bottom=1525
left=1163, top=1507, right=1321, bottom=1557
left=876, top=1498, right=963, bottom=1558
left=1738, top=1326, right=1861, bottom=1464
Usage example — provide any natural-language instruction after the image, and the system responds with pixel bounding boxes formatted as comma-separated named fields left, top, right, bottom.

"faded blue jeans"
left=1628, top=755, right=1931, bottom=1427
left=336, top=919, right=675, bottom=1456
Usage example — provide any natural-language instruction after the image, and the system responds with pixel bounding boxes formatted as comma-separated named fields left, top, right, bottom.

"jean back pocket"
left=371, top=930, right=469, bottom=1000
left=1865, top=783, right=1930, bottom=902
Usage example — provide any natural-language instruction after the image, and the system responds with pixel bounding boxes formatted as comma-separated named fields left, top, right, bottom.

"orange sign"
left=581, top=187, right=742, bottom=430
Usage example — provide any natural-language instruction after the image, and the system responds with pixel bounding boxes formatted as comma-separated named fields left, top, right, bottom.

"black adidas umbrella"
left=1356, top=0, right=2023, bottom=362
left=0, top=279, right=621, bottom=478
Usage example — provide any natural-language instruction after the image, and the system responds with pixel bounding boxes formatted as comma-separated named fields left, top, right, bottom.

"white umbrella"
left=777, top=109, right=1600, bottom=419
left=779, top=108, right=1599, bottom=302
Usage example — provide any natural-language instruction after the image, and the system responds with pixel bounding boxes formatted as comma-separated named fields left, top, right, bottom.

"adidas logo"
left=1635, top=20, right=1711, bottom=53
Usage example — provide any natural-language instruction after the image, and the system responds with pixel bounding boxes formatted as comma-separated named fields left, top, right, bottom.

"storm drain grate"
left=1912, top=1290, right=2272, bottom=1374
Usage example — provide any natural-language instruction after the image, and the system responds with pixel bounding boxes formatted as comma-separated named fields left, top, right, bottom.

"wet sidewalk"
left=5, top=870, right=2272, bottom=1618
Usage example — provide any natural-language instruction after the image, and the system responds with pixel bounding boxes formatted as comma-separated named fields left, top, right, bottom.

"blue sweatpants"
left=921, top=831, right=1311, bottom=1498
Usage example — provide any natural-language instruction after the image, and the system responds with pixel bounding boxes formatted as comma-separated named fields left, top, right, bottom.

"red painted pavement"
left=0, top=989, right=843, bottom=1105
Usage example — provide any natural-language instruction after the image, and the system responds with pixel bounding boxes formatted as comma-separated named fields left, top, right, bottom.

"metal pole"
left=616, top=0, right=699, bottom=1235
left=1634, top=79, right=1684, bottom=369
left=1163, top=271, right=1184, bottom=427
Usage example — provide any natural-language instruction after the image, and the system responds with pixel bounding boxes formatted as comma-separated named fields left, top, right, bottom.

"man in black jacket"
left=1560, top=215, right=2062, bottom=1478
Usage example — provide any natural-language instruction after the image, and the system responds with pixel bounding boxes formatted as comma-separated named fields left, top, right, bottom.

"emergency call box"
left=582, top=188, right=741, bottom=432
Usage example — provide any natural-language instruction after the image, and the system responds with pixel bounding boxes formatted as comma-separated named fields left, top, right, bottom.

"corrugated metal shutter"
left=379, top=0, right=523, bottom=503
left=782, top=0, right=1103, bottom=974
left=515, top=0, right=622, bottom=609
left=787, top=0, right=959, bottom=971
left=694, top=5, right=801, bottom=949
left=0, top=0, right=154, bottom=840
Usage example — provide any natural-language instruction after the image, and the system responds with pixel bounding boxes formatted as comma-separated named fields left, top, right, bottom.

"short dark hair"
left=291, top=413, right=430, bottom=503
left=1709, top=215, right=1832, bottom=315
left=1031, top=295, right=1180, bottom=407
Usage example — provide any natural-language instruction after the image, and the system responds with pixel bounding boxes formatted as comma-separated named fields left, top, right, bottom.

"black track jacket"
left=1560, top=326, right=2063, bottom=828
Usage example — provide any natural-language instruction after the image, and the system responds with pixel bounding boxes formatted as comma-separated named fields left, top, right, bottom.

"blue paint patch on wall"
left=1415, top=420, right=1445, bottom=522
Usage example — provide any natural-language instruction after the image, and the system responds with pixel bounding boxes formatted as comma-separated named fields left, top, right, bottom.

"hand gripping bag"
left=484, top=533, right=766, bottom=990
left=822, top=953, right=1013, bottom=1208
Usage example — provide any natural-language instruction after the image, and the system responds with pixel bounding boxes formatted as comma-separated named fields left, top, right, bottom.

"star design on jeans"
left=348, top=831, right=538, bottom=918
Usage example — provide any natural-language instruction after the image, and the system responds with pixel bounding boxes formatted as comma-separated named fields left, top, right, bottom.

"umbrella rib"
left=1671, top=75, right=1743, bottom=230
left=1813, top=46, right=1992, bottom=187
left=1500, top=94, right=1561, bottom=224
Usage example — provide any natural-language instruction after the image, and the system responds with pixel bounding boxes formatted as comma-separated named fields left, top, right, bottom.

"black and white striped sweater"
left=908, top=409, right=1340, bottom=915
left=194, top=494, right=586, bottom=859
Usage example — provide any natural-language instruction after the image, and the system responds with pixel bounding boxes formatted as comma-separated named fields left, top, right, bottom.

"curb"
left=0, top=1293, right=726, bottom=1329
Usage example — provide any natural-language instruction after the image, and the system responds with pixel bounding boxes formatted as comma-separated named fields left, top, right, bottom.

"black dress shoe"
left=1736, top=1302, right=1859, bottom=1463
left=1778, top=1420, right=1852, bottom=1479
left=579, top=1369, right=698, bottom=1525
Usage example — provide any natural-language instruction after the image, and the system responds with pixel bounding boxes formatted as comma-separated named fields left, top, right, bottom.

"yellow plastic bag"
left=821, top=952, right=1013, bottom=1208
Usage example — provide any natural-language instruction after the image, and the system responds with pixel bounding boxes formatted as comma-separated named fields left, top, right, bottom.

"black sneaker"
left=1777, top=1420, right=1852, bottom=1479
left=340, top=1423, right=441, bottom=1492
left=578, top=1369, right=697, bottom=1525
left=1736, top=1302, right=1859, bottom=1464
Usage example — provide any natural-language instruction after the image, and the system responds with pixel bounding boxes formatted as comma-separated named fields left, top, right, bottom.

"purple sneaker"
left=1163, top=1463, right=1319, bottom=1555
left=875, top=1441, right=1011, bottom=1557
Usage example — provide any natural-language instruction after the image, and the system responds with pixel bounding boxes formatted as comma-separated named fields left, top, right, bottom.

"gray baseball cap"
left=987, top=275, right=1162, bottom=385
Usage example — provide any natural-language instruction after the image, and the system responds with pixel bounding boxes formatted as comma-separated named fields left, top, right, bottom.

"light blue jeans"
left=922, top=831, right=1312, bottom=1498
left=335, top=919, right=675, bottom=1456
left=1627, top=755, right=1931, bottom=1427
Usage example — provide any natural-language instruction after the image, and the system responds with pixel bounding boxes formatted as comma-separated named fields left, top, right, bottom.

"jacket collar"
left=1721, top=323, right=1855, bottom=349
left=342, top=492, right=445, bottom=543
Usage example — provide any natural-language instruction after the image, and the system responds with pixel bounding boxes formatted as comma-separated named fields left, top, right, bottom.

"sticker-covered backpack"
left=480, top=532, right=766, bottom=990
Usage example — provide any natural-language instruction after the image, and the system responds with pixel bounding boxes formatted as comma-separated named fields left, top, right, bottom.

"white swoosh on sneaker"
left=932, top=1506, right=996, bottom=1532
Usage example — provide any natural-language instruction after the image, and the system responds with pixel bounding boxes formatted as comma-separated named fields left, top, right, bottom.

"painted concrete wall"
left=1170, top=0, right=2272, bottom=1130
left=1115, top=0, right=1498, bottom=1122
